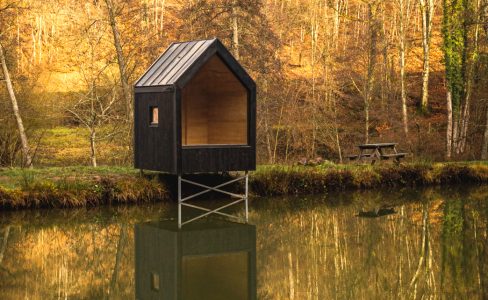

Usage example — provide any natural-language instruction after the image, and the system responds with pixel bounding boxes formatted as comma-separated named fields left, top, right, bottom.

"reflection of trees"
left=409, top=201, right=436, bottom=299
left=441, top=197, right=471, bottom=298
left=0, top=223, right=134, bottom=299
left=255, top=187, right=488, bottom=299
left=108, top=224, right=128, bottom=299
left=0, top=226, right=10, bottom=265
left=0, top=205, right=169, bottom=299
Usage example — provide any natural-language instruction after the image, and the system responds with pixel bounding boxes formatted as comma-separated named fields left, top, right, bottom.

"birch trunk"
left=105, top=0, right=132, bottom=120
left=446, top=91, right=453, bottom=159
left=90, top=129, right=97, bottom=167
left=231, top=1, right=240, bottom=60
left=399, top=0, right=410, bottom=137
left=0, top=42, right=33, bottom=168
left=419, top=0, right=435, bottom=112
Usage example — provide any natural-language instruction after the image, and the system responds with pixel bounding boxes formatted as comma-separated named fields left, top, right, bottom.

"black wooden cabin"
left=134, top=38, right=256, bottom=174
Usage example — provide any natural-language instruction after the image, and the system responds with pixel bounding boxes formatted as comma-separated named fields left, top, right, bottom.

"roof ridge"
left=171, top=37, right=217, bottom=45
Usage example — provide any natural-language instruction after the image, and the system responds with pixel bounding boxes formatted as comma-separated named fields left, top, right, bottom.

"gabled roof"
left=135, top=38, right=254, bottom=89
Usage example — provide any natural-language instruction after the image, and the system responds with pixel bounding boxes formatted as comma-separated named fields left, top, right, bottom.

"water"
left=1, top=185, right=488, bottom=299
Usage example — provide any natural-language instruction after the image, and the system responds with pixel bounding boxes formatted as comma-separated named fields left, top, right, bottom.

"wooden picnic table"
left=348, top=143, right=407, bottom=164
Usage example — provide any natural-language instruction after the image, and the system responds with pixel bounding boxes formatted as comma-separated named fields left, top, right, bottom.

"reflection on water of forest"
left=1, top=185, right=488, bottom=299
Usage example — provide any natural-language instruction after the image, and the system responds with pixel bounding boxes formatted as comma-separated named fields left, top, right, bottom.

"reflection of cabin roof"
left=135, top=38, right=254, bottom=89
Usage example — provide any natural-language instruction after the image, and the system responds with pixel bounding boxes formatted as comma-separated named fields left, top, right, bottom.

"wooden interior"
left=182, top=55, right=248, bottom=146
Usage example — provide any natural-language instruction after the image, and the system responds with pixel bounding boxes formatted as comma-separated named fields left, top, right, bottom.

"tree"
left=68, top=15, right=119, bottom=167
left=0, top=41, right=33, bottom=168
left=419, top=0, right=436, bottom=112
left=397, top=0, right=415, bottom=137
left=457, top=0, right=482, bottom=154
left=104, top=0, right=132, bottom=121
left=442, top=0, right=466, bottom=159
left=363, top=1, right=381, bottom=143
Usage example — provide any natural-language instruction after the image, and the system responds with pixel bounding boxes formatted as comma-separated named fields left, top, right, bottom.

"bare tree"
left=397, top=0, right=415, bottom=137
left=419, top=0, right=435, bottom=112
left=364, top=1, right=381, bottom=143
left=0, top=41, right=32, bottom=168
left=104, top=0, right=132, bottom=121
left=68, top=23, right=119, bottom=167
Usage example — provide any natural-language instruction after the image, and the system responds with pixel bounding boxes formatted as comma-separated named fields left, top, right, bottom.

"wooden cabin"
left=134, top=38, right=256, bottom=174
left=135, top=220, right=257, bottom=300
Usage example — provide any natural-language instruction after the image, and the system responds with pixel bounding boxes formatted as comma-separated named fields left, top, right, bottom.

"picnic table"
left=347, top=143, right=407, bottom=165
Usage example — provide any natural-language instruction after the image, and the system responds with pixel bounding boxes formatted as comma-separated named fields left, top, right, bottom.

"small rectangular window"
left=150, top=272, right=160, bottom=291
left=150, top=107, right=159, bottom=126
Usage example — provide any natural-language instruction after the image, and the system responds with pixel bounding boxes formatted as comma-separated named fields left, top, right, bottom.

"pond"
left=1, top=184, right=488, bottom=299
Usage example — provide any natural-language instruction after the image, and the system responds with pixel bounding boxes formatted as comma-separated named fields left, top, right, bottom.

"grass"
left=250, top=161, right=488, bottom=196
left=33, top=126, right=131, bottom=166
left=0, top=166, right=168, bottom=209
left=2, top=161, right=488, bottom=209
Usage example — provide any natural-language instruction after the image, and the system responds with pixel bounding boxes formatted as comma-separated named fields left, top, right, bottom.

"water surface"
left=1, top=185, right=488, bottom=299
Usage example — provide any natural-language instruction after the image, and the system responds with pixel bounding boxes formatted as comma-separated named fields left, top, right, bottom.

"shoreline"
left=1, top=162, right=488, bottom=209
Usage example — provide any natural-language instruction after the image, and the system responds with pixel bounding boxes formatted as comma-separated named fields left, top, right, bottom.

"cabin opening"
left=181, top=55, right=248, bottom=146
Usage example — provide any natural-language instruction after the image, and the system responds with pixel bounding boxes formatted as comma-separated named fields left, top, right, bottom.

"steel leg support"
left=177, top=172, right=250, bottom=227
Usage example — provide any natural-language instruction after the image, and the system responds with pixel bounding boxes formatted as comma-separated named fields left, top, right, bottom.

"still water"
left=1, top=185, right=488, bottom=299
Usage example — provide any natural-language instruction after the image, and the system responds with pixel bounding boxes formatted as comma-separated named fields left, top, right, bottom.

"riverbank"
left=1, top=162, right=488, bottom=209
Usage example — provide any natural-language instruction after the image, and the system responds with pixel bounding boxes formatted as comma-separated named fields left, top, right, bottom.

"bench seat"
left=347, top=154, right=374, bottom=160
left=380, top=153, right=407, bottom=159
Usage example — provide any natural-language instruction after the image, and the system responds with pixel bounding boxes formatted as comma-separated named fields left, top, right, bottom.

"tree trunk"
left=419, top=0, right=434, bottom=112
left=364, top=3, right=379, bottom=144
left=447, top=90, right=453, bottom=159
left=0, top=42, right=33, bottom=168
left=90, top=129, right=97, bottom=167
left=105, top=0, right=132, bottom=121
left=458, top=0, right=482, bottom=153
left=231, top=1, right=240, bottom=60
left=481, top=107, right=488, bottom=160
left=399, top=0, right=409, bottom=137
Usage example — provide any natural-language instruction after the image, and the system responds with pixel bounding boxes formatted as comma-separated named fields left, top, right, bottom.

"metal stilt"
left=245, top=171, right=249, bottom=223
left=178, top=175, right=182, bottom=228
left=177, top=173, right=250, bottom=228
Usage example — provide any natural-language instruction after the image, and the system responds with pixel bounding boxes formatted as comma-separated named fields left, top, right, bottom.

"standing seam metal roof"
left=135, top=39, right=215, bottom=87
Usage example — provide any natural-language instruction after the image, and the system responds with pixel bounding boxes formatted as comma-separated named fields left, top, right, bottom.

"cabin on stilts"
left=134, top=38, right=256, bottom=227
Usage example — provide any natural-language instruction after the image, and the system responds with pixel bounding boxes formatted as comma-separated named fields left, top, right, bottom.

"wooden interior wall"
left=182, top=55, right=247, bottom=145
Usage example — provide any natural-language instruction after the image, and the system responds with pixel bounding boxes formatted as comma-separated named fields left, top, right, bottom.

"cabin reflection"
left=135, top=220, right=256, bottom=300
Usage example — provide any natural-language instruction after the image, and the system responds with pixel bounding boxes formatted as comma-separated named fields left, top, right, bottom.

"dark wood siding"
left=181, top=146, right=255, bottom=173
left=134, top=91, right=176, bottom=173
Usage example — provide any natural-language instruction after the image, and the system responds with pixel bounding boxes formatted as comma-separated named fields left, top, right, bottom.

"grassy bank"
left=1, top=162, right=488, bottom=209
left=0, top=167, right=168, bottom=209
left=250, top=162, right=488, bottom=196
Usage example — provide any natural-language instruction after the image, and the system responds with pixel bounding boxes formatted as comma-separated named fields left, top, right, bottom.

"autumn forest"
left=1, top=0, right=488, bottom=167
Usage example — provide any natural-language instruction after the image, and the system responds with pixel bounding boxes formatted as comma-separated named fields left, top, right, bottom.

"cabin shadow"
left=134, top=220, right=257, bottom=300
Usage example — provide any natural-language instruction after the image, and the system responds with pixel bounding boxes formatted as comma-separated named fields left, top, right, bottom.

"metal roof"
left=135, top=39, right=216, bottom=87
